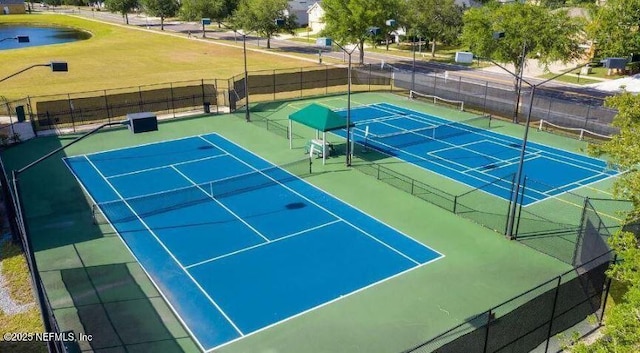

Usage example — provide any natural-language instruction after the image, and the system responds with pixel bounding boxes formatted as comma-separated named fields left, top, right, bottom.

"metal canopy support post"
left=288, top=119, right=292, bottom=149
left=243, top=34, right=250, bottom=122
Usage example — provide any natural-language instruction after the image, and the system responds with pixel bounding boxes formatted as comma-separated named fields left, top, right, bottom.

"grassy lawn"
left=539, top=72, right=602, bottom=85
left=0, top=14, right=314, bottom=100
left=0, top=240, right=46, bottom=353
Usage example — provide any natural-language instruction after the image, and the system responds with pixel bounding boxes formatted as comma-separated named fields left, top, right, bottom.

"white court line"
left=75, top=135, right=205, bottom=160
left=356, top=107, right=616, bottom=204
left=372, top=103, right=617, bottom=173
left=106, top=153, right=228, bottom=179
left=62, top=158, right=209, bottom=353
left=185, top=220, right=342, bottom=269
left=83, top=155, right=245, bottom=338
left=170, top=166, right=271, bottom=243
left=198, top=135, right=422, bottom=266
left=354, top=130, right=516, bottom=194
left=427, top=140, right=486, bottom=154
left=204, top=255, right=442, bottom=353
left=536, top=151, right=617, bottom=175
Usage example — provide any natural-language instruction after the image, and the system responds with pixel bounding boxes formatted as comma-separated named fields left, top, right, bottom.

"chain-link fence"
left=404, top=226, right=614, bottom=353
left=3, top=63, right=618, bottom=140
left=392, top=69, right=618, bottom=138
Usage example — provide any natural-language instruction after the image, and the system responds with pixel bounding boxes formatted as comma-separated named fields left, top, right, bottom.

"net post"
left=460, top=101, right=464, bottom=112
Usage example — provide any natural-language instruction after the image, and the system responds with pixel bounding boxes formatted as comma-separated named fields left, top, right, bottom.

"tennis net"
left=366, top=115, right=491, bottom=146
left=92, top=158, right=312, bottom=225
left=409, top=90, right=465, bottom=111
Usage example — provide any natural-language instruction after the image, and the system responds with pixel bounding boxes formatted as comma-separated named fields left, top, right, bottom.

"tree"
left=179, top=0, right=237, bottom=27
left=460, top=2, right=584, bottom=91
left=142, top=0, right=180, bottom=30
left=566, top=93, right=640, bottom=353
left=404, top=0, right=463, bottom=58
left=231, top=0, right=295, bottom=49
left=321, top=0, right=404, bottom=64
left=587, top=0, right=640, bottom=58
left=105, top=0, right=138, bottom=24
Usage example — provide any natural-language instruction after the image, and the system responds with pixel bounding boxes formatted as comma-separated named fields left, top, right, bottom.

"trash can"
left=15, top=105, right=26, bottom=122
left=203, top=102, right=211, bottom=113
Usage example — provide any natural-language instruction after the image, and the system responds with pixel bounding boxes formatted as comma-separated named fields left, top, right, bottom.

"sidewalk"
left=479, top=58, right=608, bottom=82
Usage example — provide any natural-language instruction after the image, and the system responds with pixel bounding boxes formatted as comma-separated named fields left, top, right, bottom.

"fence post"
left=325, top=66, right=329, bottom=95
left=583, top=105, right=592, bottom=129
left=598, top=254, right=616, bottom=325
left=482, top=82, right=489, bottom=114
left=27, top=96, right=37, bottom=137
left=453, top=196, right=457, bottom=214
left=433, top=73, right=438, bottom=96
left=514, top=177, right=527, bottom=239
left=544, top=276, right=563, bottom=353
left=571, top=197, right=590, bottom=266
left=67, top=93, right=76, bottom=133
left=138, top=85, right=144, bottom=112
left=169, top=82, right=176, bottom=118
left=103, top=90, right=111, bottom=123
left=300, top=67, right=303, bottom=98
left=482, top=309, right=493, bottom=353
left=504, top=173, right=517, bottom=235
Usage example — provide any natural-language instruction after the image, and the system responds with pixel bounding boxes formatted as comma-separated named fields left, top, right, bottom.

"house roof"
left=307, top=1, right=322, bottom=14
left=0, top=0, right=25, bottom=4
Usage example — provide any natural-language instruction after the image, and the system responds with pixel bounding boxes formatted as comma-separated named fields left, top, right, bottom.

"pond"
left=0, top=25, right=91, bottom=50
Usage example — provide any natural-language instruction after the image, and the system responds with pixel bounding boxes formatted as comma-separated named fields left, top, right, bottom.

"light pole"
left=242, top=31, right=250, bottom=122
left=226, top=19, right=285, bottom=122
left=503, top=62, right=590, bottom=239
left=0, top=61, right=68, bottom=83
left=457, top=53, right=589, bottom=239
left=330, top=41, right=358, bottom=166
left=320, top=26, right=382, bottom=166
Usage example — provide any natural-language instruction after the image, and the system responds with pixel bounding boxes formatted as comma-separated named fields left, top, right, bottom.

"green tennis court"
left=3, top=91, right=625, bottom=353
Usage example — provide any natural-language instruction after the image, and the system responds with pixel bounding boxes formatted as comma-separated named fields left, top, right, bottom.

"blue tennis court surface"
left=64, top=133, right=442, bottom=351
left=335, top=103, right=619, bottom=206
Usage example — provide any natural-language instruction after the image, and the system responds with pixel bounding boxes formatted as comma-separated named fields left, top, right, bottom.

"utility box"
left=127, top=112, right=158, bottom=133
left=580, top=66, right=592, bottom=75
left=455, top=52, right=474, bottom=64
left=601, top=57, right=628, bottom=69
left=15, top=105, right=26, bottom=122
left=316, top=37, right=332, bottom=47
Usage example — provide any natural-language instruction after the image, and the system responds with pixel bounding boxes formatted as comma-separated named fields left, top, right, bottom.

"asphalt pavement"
left=49, top=7, right=613, bottom=106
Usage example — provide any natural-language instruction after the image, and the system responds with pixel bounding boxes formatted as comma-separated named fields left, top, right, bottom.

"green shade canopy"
left=288, top=103, right=354, bottom=132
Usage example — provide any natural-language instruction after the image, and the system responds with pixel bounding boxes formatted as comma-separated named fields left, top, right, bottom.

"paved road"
left=59, top=7, right=612, bottom=107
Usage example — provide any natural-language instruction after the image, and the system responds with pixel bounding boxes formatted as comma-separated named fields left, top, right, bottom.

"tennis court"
left=334, top=102, right=619, bottom=206
left=63, top=133, right=442, bottom=352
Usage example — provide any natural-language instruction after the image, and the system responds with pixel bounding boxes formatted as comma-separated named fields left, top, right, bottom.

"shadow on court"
left=53, top=262, right=196, bottom=352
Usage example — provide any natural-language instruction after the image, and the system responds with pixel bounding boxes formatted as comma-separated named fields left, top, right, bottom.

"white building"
left=307, top=2, right=324, bottom=33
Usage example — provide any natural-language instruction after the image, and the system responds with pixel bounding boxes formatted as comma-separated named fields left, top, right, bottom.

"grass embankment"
left=0, top=14, right=314, bottom=100
left=0, top=240, right=46, bottom=353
